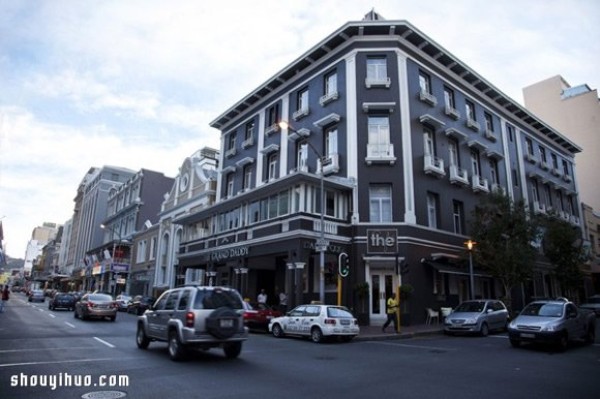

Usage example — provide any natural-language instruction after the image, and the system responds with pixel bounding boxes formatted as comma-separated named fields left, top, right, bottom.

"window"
left=444, top=86, right=456, bottom=109
left=551, top=153, right=558, bottom=169
left=506, top=124, right=514, bottom=142
left=136, top=240, right=147, bottom=263
left=423, top=129, right=435, bottom=156
left=465, top=100, right=476, bottom=121
left=557, top=190, right=565, bottom=211
left=525, top=138, right=534, bottom=155
left=545, top=184, right=553, bottom=208
left=484, top=112, right=493, bottom=132
left=427, top=192, right=439, bottom=229
left=470, top=150, right=481, bottom=176
left=419, top=71, right=432, bottom=94
left=226, top=173, right=234, bottom=198
left=297, top=142, right=308, bottom=171
left=448, top=139, right=459, bottom=166
left=490, top=159, right=499, bottom=185
left=149, top=237, right=157, bottom=260
left=368, top=116, right=390, bottom=157
left=366, top=56, right=388, bottom=86
left=325, top=71, right=337, bottom=96
left=267, top=153, right=278, bottom=181
left=266, top=104, right=280, bottom=127
left=245, top=121, right=255, bottom=141
left=369, top=185, right=392, bottom=222
left=453, top=200, right=464, bottom=235
left=242, top=165, right=252, bottom=190
left=227, top=132, right=236, bottom=151
left=325, top=127, right=338, bottom=158
left=562, top=160, right=570, bottom=177
left=532, top=181, right=540, bottom=202
left=297, top=88, right=308, bottom=112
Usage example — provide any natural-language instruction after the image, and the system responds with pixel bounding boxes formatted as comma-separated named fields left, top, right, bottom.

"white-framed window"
left=369, top=185, right=392, bottom=223
left=453, top=200, right=464, bottom=235
left=484, top=112, right=493, bottom=132
left=444, top=86, right=456, bottom=109
left=245, top=121, right=255, bottom=140
left=325, top=127, right=338, bottom=157
left=427, top=192, right=438, bottom=228
left=562, top=160, right=570, bottom=177
left=419, top=71, right=432, bottom=94
left=366, top=57, right=387, bottom=81
left=136, top=240, right=147, bottom=263
left=532, top=181, right=540, bottom=202
left=226, top=173, right=234, bottom=197
left=490, top=159, right=499, bottom=185
left=297, top=142, right=308, bottom=171
left=526, top=138, right=535, bottom=155
left=449, top=140, right=459, bottom=166
left=368, top=116, right=390, bottom=156
left=243, top=165, right=252, bottom=190
left=423, top=129, right=435, bottom=156
left=149, top=237, right=157, bottom=261
left=325, top=71, right=337, bottom=96
left=465, top=100, right=476, bottom=121
left=268, top=153, right=278, bottom=181
left=470, top=150, right=481, bottom=176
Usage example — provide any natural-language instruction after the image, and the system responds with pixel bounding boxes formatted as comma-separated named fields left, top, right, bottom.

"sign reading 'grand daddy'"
left=210, top=246, right=249, bottom=261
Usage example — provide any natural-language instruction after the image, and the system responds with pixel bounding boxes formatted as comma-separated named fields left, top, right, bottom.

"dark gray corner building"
left=174, top=12, right=582, bottom=325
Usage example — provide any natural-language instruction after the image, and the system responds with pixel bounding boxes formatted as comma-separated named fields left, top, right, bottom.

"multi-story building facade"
left=176, top=12, right=581, bottom=325
left=69, top=166, right=136, bottom=291
left=88, top=169, right=174, bottom=296
left=153, top=147, right=218, bottom=297
left=129, top=223, right=158, bottom=297
left=23, top=222, right=60, bottom=278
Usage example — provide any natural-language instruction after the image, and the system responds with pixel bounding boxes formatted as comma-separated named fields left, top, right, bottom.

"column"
left=294, top=262, right=306, bottom=306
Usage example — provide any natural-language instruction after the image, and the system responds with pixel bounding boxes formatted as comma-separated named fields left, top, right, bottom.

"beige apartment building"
left=523, top=75, right=600, bottom=211
left=524, top=76, right=600, bottom=292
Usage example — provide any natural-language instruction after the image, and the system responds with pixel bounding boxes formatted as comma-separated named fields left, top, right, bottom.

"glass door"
left=370, top=272, right=396, bottom=322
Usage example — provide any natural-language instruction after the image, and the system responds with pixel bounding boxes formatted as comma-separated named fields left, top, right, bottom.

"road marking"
left=0, top=346, right=98, bottom=353
left=37, top=308, right=44, bottom=312
left=48, top=313, right=56, bottom=318
left=94, top=337, right=116, bottom=348
left=65, top=322, right=76, bottom=328
left=0, top=357, right=138, bottom=368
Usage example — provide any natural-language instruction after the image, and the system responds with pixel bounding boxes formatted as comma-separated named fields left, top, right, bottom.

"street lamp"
left=465, top=239, right=477, bottom=300
left=279, top=120, right=327, bottom=303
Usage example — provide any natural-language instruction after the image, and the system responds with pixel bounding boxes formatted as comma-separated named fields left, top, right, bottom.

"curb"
left=354, top=329, right=444, bottom=342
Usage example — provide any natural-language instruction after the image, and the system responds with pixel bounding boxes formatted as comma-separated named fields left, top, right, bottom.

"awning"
left=426, top=261, right=492, bottom=278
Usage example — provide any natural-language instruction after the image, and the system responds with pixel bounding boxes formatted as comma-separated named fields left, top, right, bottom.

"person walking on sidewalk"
left=0, top=285, right=9, bottom=313
left=381, top=293, right=398, bottom=333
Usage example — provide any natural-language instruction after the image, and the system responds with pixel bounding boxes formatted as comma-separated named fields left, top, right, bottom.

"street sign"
left=315, top=239, right=330, bottom=247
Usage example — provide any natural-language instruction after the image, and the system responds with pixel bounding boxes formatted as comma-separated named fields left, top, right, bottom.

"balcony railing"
left=318, top=153, right=340, bottom=175
left=365, top=76, right=391, bottom=89
left=419, top=90, right=438, bottom=107
left=319, top=91, right=339, bottom=106
left=444, top=105, right=460, bottom=120
left=424, top=153, right=445, bottom=178
left=472, top=174, right=490, bottom=193
left=466, top=118, right=480, bottom=132
left=449, top=165, right=469, bottom=186
left=366, top=143, right=396, bottom=165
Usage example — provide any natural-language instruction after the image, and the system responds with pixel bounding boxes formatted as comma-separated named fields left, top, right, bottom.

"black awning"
left=426, top=261, right=491, bottom=278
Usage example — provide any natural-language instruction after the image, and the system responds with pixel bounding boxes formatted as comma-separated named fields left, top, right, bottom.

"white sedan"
left=268, top=304, right=360, bottom=343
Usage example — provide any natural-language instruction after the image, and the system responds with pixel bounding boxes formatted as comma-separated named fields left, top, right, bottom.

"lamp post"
left=279, top=120, right=327, bottom=303
left=465, top=239, right=477, bottom=300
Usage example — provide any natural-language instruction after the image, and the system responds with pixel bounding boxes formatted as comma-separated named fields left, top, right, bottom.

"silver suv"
left=135, top=285, right=248, bottom=361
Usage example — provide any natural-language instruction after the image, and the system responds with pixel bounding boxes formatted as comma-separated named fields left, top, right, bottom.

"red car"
left=243, top=302, right=283, bottom=331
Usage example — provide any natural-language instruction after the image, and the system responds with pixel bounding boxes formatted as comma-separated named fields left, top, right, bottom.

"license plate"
left=340, top=320, right=350, bottom=325
left=220, top=319, right=234, bottom=328
left=520, top=333, right=535, bottom=339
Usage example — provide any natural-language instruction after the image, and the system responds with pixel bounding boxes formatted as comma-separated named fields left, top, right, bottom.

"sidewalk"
left=355, top=323, right=444, bottom=341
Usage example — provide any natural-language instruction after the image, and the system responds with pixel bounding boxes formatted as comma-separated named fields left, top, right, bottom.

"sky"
left=1, top=0, right=599, bottom=259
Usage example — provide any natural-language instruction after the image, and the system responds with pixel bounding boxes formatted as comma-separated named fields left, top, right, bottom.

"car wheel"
left=48, top=304, right=52, bottom=310
left=557, top=333, right=568, bottom=352
left=585, top=326, right=595, bottom=345
left=480, top=323, right=489, bottom=337
left=74, top=309, right=79, bottom=319
left=168, top=330, right=186, bottom=361
left=311, top=327, right=323, bottom=343
left=206, top=307, right=239, bottom=339
left=509, top=338, right=521, bottom=348
left=272, top=323, right=284, bottom=338
left=136, top=324, right=150, bottom=349
left=223, top=342, right=242, bottom=359
left=110, top=315, right=116, bottom=322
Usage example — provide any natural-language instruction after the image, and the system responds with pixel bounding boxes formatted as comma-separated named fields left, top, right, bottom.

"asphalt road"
left=0, top=292, right=598, bottom=399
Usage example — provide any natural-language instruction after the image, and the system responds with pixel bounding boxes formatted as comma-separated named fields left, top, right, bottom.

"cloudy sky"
left=1, top=0, right=599, bottom=258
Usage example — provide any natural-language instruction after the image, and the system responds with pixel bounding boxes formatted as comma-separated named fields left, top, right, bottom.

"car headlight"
left=541, top=324, right=558, bottom=332
left=464, top=318, right=477, bottom=325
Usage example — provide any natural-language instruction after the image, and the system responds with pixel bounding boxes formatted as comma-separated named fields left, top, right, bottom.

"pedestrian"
left=381, top=292, right=398, bottom=333
left=0, top=285, right=9, bottom=313
left=278, top=291, right=288, bottom=313
left=257, top=289, right=267, bottom=305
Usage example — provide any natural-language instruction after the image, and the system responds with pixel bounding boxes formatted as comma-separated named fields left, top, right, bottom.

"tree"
left=540, top=213, right=586, bottom=298
left=469, top=192, right=540, bottom=312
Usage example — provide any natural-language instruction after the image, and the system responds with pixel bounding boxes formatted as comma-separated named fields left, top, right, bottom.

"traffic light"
left=400, top=260, right=409, bottom=276
left=338, top=252, right=350, bottom=277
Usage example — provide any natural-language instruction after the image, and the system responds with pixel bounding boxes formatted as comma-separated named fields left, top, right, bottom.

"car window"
left=522, top=303, right=563, bottom=317
left=288, top=306, right=306, bottom=317
left=164, top=291, right=181, bottom=310
left=455, top=301, right=485, bottom=312
left=327, top=307, right=354, bottom=318
left=192, top=288, right=243, bottom=310
left=304, top=306, right=321, bottom=317
left=153, top=292, right=169, bottom=310
left=178, top=290, right=191, bottom=310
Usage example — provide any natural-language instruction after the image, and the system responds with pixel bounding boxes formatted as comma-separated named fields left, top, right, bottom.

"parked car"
left=444, top=299, right=509, bottom=336
left=127, top=295, right=155, bottom=315
left=115, top=294, right=132, bottom=312
left=28, top=290, right=45, bottom=303
left=579, top=295, right=600, bottom=317
left=508, top=299, right=596, bottom=351
left=135, top=285, right=248, bottom=361
left=268, top=304, right=359, bottom=343
left=48, top=293, right=76, bottom=311
left=243, top=301, right=283, bottom=331
left=74, top=293, right=117, bottom=321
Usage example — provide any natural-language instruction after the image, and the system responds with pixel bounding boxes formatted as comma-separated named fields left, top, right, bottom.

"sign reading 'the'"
left=366, top=229, right=398, bottom=254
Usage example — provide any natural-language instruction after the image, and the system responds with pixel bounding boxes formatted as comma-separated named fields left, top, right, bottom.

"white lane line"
left=0, top=357, right=138, bottom=368
left=93, top=337, right=116, bottom=348
left=48, top=313, right=56, bottom=318
left=65, top=322, right=76, bottom=328
left=0, top=347, right=98, bottom=353
left=37, top=308, right=44, bottom=312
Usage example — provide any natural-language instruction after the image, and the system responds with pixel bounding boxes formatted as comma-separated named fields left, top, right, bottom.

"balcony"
left=525, top=153, right=538, bottom=164
left=449, top=165, right=469, bottom=186
left=551, top=168, right=562, bottom=177
left=562, top=174, right=572, bottom=183
left=569, top=215, right=580, bottom=226
left=491, top=183, right=506, bottom=195
left=424, top=153, right=445, bottom=178
left=241, top=136, right=254, bottom=149
left=484, top=128, right=497, bottom=142
left=292, top=107, right=310, bottom=121
left=532, top=201, right=546, bottom=215
left=444, top=105, right=460, bottom=120
left=319, top=91, right=339, bottom=106
left=265, top=123, right=280, bottom=136
left=539, top=160, right=550, bottom=171
left=366, top=143, right=396, bottom=165
left=365, top=76, right=391, bottom=89
left=466, top=118, right=480, bottom=132
left=418, top=90, right=438, bottom=107
left=318, top=153, right=340, bottom=175
left=472, top=174, right=489, bottom=193
left=225, top=147, right=237, bottom=158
